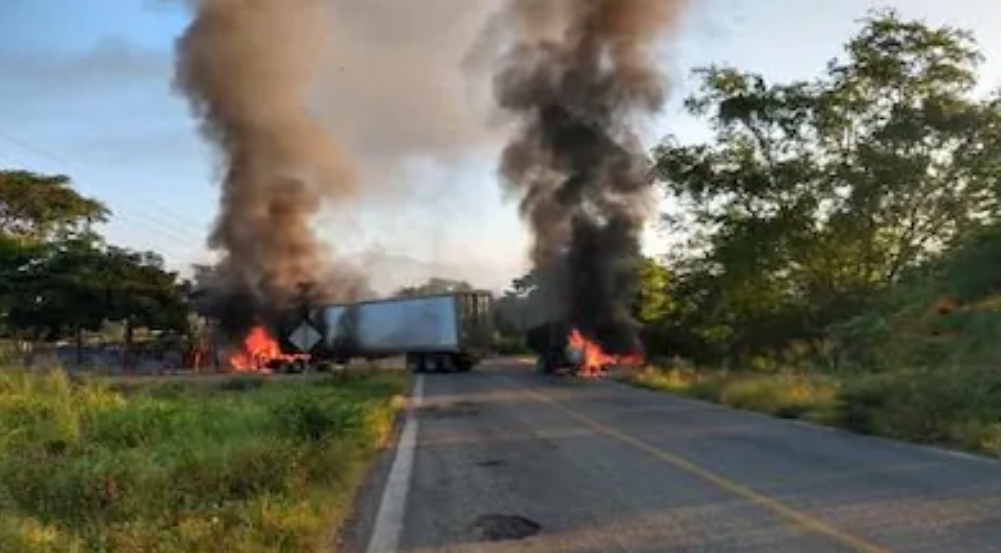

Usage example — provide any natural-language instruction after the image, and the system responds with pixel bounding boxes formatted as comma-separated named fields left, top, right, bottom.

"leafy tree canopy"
left=0, top=241, right=189, bottom=341
left=657, top=9, right=998, bottom=265
left=0, top=170, right=189, bottom=342
left=0, top=170, right=109, bottom=244
left=649, top=9, right=1000, bottom=360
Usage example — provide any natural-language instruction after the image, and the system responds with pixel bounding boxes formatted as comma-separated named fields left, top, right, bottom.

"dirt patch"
left=470, top=514, right=541, bottom=542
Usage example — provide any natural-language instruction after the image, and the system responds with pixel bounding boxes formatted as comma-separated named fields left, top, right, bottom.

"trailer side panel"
left=321, top=295, right=460, bottom=354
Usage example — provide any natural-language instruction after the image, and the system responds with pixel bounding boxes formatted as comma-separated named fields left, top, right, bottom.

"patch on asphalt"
left=420, top=401, right=480, bottom=419
left=470, top=514, right=540, bottom=542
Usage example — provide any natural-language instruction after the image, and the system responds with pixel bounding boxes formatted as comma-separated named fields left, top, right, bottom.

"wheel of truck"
left=535, top=356, right=549, bottom=374
left=452, top=354, right=474, bottom=372
left=432, top=353, right=453, bottom=373
left=536, top=354, right=562, bottom=374
left=406, top=352, right=427, bottom=373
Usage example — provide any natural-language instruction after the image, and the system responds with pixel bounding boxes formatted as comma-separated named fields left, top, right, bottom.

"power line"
left=0, top=132, right=415, bottom=269
left=0, top=132, right=210, bottom=239
left=0, top=143, right=208, bottom=258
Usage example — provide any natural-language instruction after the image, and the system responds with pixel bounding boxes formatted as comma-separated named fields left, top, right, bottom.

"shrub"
left=622, top=364, right=998, bottom=457
left=712, top=373, right=837, bottom=419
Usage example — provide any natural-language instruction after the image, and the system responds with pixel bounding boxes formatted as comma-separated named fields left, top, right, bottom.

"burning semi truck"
left=221, top=290, right=497, bottom=373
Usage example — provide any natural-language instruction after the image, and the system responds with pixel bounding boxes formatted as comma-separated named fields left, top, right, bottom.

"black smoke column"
left=489, top=0, right=689, bottom=353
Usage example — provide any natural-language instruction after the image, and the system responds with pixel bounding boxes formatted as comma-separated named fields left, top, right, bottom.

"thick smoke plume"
left=488, top=0, right=688, bottom=354
left=174, top=0, right=369, bottom=337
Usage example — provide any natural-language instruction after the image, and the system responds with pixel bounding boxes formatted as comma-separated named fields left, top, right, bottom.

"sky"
left=0, top=0, right=999, bottom=291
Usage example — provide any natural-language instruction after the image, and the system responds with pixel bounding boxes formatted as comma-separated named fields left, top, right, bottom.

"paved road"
left=352, top=359, right=1000, bottom=553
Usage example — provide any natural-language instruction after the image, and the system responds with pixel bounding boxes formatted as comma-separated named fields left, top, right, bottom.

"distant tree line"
left=393, top=277, right=473, bottom=298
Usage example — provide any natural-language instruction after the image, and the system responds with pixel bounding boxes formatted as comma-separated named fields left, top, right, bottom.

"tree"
left=634, top=258, right=674, bottom=325
left=0, top=169, right=186, bottom=327
left=651, top=10, right=1000, bottom=362
left=98, top=247, right=191, bottom=354
left=0, top=170, right=108, bottom=244
left=0, top=240, right=189, bottom=354
left=0, top=170, right=111, bottom=339
left=1, top=240, right=109, bottom=342
left=0, top=167, right=192, bottom=370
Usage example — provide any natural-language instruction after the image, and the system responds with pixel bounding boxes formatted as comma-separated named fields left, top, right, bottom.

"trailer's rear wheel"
left=452, top=353, right=475, bottom=372
left=406, top=352, right=428, bottom=373
left=409, top=352, right=476, bottom=374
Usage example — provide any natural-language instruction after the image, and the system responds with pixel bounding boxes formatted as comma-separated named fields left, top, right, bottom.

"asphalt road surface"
left=346, top=358, right=1000, bottom=553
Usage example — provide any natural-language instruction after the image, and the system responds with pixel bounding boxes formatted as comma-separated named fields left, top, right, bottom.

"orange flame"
left=567, top=328, right=643, bottom=378
left=228, top=325, right=307, bottom=372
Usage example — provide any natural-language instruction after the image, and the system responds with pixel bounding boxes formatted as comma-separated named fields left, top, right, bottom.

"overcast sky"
left=0, top=0, right=998, bottom=290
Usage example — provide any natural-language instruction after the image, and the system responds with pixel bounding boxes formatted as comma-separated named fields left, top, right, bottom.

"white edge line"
left=365, top=374, right=424, bottom=553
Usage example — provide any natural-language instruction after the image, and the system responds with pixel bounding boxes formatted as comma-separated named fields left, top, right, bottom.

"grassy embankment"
left=621, top=361, right=999, bottom=457
left=0, top=368, right=407, bottom=553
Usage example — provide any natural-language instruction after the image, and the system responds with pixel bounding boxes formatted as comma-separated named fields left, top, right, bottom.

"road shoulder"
left=333, top=374, right=419, bottom=553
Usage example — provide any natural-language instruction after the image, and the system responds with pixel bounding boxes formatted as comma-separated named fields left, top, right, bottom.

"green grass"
left=621, top=364, right=999, bottom=458
left=0, top=367, right=407, bottom=553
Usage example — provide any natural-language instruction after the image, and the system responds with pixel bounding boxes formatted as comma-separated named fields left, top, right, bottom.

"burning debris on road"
left=485, top=0, right=689, bottom=375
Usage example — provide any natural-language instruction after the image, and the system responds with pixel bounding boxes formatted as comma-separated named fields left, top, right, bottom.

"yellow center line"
left=516, top=382, right=900, bottom=553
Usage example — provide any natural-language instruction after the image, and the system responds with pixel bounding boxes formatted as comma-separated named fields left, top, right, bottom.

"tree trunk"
left=75, top=327, right=84, bottom=370
left=124, top=318, right=134, bottom=373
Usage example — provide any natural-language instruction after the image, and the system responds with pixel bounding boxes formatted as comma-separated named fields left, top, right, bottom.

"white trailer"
left=287, top=291, right=495, bottom=373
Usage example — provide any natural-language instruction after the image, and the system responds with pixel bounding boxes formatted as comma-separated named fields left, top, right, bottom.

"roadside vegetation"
left=0, top=368, right=406, bottom=552
left=498, top=11, right=1000, bottom=457
left=622, top=363, right=999, bottom=457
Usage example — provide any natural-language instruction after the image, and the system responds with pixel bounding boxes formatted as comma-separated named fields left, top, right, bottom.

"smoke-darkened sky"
left=0, top=0, right=998, bottom=292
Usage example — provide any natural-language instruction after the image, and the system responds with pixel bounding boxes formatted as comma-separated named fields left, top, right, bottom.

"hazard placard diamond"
left=288, top=321, right=322, bottom=353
